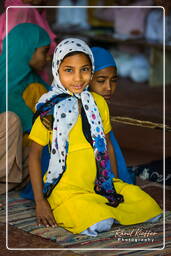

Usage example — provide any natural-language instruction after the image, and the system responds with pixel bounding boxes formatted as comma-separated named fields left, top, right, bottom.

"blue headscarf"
left=0, top=23, right=50, bottom=131
left=91, top=47, right=117, bottom=72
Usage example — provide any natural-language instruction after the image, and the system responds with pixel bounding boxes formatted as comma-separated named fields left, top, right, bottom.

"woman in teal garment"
left=0, top=23, right=51, bottom=132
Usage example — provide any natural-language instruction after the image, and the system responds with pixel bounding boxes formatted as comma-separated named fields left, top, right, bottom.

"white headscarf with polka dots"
left=36, top=38, right=107, bottom=196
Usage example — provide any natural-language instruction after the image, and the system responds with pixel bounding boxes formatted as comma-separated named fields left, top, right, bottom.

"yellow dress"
left=29, top=92, right=162, bottom=234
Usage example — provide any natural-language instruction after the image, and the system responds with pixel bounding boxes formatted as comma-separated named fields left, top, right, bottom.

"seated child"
left=21, top=46, right=133, bottom=201
left=0, top=23, right=51, bottom=132
left=90, top=46, right=134, bottom=184
left=28, top=38, right=162, bottom=237
left=0, top=23, right=51, bottom=193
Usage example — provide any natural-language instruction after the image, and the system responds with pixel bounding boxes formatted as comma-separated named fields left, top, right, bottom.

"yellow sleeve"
left=29, top=116, right=50, bottom=146
left=91, top=92, right=112, bottom=134
left=22, top=83, right=48, bottom=113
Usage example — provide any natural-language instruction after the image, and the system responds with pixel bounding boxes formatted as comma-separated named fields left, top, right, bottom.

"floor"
left=1, top=78, right=171, bottom=255
left=0, top=223, right=80, bottom=256
left=1, top=181, right=170, bottom=256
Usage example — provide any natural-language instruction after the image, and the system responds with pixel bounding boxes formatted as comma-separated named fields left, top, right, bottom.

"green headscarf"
left=0, top=23, right=50, bottom=131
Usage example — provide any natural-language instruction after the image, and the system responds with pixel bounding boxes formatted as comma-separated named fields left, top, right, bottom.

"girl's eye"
left=111, top=78, right=118, bottom=82
left=97, top=80, right=105, bottom=83
left=81, top=67, right=91, bottom=72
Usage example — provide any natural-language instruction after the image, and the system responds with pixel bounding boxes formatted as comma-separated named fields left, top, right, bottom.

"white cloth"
left=146, top=213, right=162, bottom=223
left=81, top=214, right=162, bottom=236
left=81, top=218, right=115, bottom=237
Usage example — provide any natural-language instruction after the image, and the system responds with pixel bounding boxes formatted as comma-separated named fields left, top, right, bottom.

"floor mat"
left=0, top=191, right=171, bottom=254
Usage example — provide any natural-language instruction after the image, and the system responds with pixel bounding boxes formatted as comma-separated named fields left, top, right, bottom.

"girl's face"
left=90, top=66, right=118, bottom=101
left=58, top=53, right=92, bottom=94
left=29, top=45, right=50, bottom=72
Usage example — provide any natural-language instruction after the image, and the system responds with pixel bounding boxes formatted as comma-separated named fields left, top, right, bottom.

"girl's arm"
left=29, top=141, right=57, bottom=227
left=105, top=133, right=118, bottom=178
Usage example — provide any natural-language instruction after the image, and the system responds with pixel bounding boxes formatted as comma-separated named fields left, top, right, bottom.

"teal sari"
left=0, top=23, right=50, bottom=131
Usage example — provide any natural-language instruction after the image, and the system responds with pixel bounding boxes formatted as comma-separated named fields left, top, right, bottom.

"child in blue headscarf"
left=90, top=47, right=134, bottom=184
left=0, top=23, right=51, bottom=132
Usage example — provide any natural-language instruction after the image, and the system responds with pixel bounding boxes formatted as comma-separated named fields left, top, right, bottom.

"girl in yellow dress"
left=28, top=38, right=162, bottom=237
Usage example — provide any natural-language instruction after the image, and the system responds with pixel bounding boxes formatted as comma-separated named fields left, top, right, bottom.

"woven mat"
left=0, top=191, right=171, bottom=255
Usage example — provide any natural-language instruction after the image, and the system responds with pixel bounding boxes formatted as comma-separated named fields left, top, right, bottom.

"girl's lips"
left=103, top=95, right=111, bottom=99
left=72, top=85, right=84, bottom=90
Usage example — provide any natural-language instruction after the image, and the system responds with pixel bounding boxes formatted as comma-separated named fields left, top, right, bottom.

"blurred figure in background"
left=0, top=23, right=51, bottom=194
left=53, top=0, right=89, bottom=31
left=0, top=0, right=57, bottom=83
left=145, top=0, right=171, bottom=43
left=145, top=0, right=171, bottom=86
left=93, top=0, right=153, bottom=83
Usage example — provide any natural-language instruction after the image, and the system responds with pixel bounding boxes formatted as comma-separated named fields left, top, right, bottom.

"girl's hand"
left=35, top=198, right=57, bottom=228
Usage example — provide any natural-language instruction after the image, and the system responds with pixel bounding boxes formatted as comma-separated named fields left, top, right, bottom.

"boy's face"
left=58, top=53, right=92, bottom=94
left=90, top=66, right=118, bottom=102
left=29, top=45, right=50, bottom=72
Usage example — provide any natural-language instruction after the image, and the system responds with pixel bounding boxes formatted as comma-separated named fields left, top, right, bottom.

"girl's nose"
left=104, top=81, right=111, bottom=91
left=74, top=71, right=82, bottom=82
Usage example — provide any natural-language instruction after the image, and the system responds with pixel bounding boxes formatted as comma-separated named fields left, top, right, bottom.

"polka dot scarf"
left=36, top=38, right=123, bottom=206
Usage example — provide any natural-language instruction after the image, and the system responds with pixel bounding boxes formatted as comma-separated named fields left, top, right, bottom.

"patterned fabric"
left=36, top=38, right=123, bottom=206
